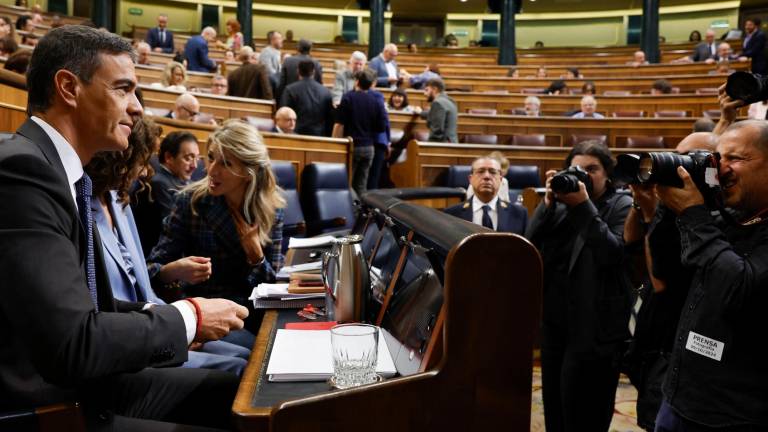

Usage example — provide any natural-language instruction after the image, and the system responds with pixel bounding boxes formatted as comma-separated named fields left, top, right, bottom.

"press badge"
left=685, top=331, right=724, bottom=361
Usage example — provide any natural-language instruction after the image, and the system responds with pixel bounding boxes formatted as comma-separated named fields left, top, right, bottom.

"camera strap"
left=719, top=207, right=768, bottom=227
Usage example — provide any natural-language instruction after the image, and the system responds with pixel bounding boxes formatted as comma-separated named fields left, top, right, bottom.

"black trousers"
left=541, top=342, right=621, bottom=432
left=366, top=145, right=387, bottom=191
left=83, top=366, right=239, bottom=431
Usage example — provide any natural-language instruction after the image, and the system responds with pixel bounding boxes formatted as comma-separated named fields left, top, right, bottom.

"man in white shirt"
left=444, top=157, right=528, bottom=234
left=260, top=30, right=283, bottom=76
left=0, top=25, right=247, bottom=430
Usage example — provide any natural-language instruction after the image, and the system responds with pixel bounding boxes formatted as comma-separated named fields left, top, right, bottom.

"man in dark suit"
left=277, top=39, right=322, bottom=101
left=227, top=46, right=273, bottom=100
left=740, top=17, right=767, bottom=74
left=279, top=60, right=333, bottom=136
left=368, top=43, right=402, bottom=88
left=184, top=27, right=217, bottom=73
left=444, top=156, right=528, bottom=235
left=145, top=14, right=174, bottom=54
left=0, top=25, right=247, bottom=430
left=689, top=29, right=718, bottom=62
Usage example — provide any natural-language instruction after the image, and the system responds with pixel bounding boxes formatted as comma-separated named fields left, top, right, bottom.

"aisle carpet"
left=530, top=366, right=644, bottom=432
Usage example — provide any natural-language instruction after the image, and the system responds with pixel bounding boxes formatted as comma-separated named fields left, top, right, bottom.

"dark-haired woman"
left=85, top=118, right=250, bottom=374
left=525, top=140, right=633, bottom=432
left=387, top=88, right=413, bottom=113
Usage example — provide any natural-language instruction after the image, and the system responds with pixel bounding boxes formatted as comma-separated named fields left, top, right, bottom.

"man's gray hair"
left=350, top=51, right=366, bottom=62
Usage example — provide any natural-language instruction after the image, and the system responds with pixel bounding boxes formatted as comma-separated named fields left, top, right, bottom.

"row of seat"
left=466, top=108, right=720, bottom=118
left=459, top=133, right=667, bottom=148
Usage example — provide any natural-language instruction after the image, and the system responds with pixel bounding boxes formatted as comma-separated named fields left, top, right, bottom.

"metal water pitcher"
left=323, top=234, right=369, bottom=322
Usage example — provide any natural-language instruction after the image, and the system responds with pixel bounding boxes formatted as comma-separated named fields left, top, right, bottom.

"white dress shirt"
left=31, top=116, right=197, bottom=344
left=472, top=195, right=499, bottom=230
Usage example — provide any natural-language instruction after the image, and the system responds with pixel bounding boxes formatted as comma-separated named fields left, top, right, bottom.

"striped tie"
left=75, top=174, right=99, bottom=311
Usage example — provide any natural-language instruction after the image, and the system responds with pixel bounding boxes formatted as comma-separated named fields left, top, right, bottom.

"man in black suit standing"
left=0, top=25, right=247, bottom=431
left=145, top=14, right=174, bottom=54
left=740, top=17, right=767, bottom=74
left=279, top=60, right=333, bottom=136
left=277, top=39, right=322, bottom=101
left=444, top=156, right=528, bottom=235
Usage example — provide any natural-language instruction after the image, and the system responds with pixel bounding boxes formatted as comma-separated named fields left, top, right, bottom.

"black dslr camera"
left=726, top=71, right=768, bottom=105
left=551, top=166, right=593, bottom=195
left=614, top=150, right=722, bottom=207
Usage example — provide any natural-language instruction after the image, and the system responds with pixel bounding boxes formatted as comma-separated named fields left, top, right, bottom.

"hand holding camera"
left=656, top=166, right=706, bottom=215
left=546, top=166, right=592, bottom=207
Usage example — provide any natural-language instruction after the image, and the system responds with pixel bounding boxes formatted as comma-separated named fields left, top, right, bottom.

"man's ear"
left=53, top=69, right=79, bottom=109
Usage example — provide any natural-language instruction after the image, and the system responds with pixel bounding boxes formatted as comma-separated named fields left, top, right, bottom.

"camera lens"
left=638, top=152, right=689, bottom=188
left=550, top=173, right=579, bottom=194
left=726, top=71, right=768, bottom=106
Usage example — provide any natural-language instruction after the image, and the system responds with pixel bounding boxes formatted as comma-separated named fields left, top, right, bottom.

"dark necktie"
left=481, top=204, right=494, bottom=230
left=75, top=174, right=99, bottom=311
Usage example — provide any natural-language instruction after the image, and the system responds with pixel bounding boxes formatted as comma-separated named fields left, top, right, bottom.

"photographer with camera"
left=651, top=120, right=768, bottom=431
left=525, top=140, right=633, bottom=432
left=622, top=132, right=717, bottom=431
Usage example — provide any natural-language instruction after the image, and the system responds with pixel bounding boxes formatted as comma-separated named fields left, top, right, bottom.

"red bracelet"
left=186, top=298, right=203, bottom=342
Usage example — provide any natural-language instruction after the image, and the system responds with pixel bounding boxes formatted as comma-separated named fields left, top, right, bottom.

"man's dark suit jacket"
left=444, top=197, right=528, bottom=235
left=277, top=54, right=322, bottom=100
left=0, top=119, right=188, bottom=410
left=227, top=62, right=273, bottom=100
left=184, top=35, right=216, bottom=73
left=279, top=78, right=334, bottom=137
left=743, top=29, right=767, bottom=74
left=690, top=41, right=718, bottom=62
left=146, top=27, right=175, bottom=54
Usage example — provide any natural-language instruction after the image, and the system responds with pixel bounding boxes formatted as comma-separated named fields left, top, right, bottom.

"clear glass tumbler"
left=330, top=323, right=379, bottom=389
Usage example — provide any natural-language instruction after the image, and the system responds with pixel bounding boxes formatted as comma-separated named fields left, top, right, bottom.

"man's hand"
left=190, top=298, right=249, bottom=343
left=555, top=181, right=589, bottom=207
left=163, top=256, right=212, bottom=284
left=719, top=84, right=744, bottom=124
left=656, top=167, right=705, bottom=214
left=543, top=169, right=557, bottom=207
left=153, top=47, right=163, bottom=53
left=412, top=106, right=423, bottom=115
left=629, top=184, right=658, bottom=222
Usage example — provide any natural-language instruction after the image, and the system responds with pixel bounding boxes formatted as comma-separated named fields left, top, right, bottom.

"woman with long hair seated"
left=152, top=60, right=188, bottom=92
left=85, top=118, right=250, bottom=374
left=147, top=120, right=285, bottom=330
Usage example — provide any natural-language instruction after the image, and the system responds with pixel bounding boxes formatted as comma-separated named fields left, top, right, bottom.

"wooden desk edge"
left=232, top=310, right=278, bottom=424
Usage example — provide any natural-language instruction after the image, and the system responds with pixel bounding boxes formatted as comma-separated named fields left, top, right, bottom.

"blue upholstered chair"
left=272, top=161, right=305, bottom=253
left=299, top=163, right=355, bottom=236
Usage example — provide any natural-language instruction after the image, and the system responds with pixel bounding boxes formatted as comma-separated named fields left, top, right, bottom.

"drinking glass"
left=330, top=323, right=379, bottom=388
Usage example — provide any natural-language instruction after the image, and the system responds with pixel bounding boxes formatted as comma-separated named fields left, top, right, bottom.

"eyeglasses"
left=472, top=167, right=501, bottom=176
left=180, top=106, right=200, bottom=117
left=211, top=83, right=227, bottom=88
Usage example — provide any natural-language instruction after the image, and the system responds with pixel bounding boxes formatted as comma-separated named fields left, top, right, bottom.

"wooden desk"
left=232, top=194, right=542, bottom=431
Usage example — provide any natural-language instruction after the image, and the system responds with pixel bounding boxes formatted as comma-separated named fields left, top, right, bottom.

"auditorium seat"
left=603, top=90, right=632, bottom=96
left=244, top=116, right=276, bottom=132
left=272, top=161, right=305, bottom=253
left=569, top=134, right=608, bottom=146
left=626, top=136, right=665, bottom=148
left=467, top=108, right=497, bottom=115
left=510, top=134, right=546, bottom=146
left=654, top=110, right=688, bottom=118
left=444, top=165, right=472, bottom=189
left=612, top=110, right=645, bottom=118
left=299, top=163, right=355, bottom=236
left=703, top=109, right=721, bottom=118
left=695, top=87, right=719, bottom=95
left=506, top=165, right=541, bottom=202
left=462, top=134, right=498, bottom=145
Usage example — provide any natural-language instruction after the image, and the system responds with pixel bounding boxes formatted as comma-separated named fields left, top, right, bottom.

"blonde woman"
left=153, top=60, right=187, bottom=92
left=147, top=120, right=285, bottom=312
